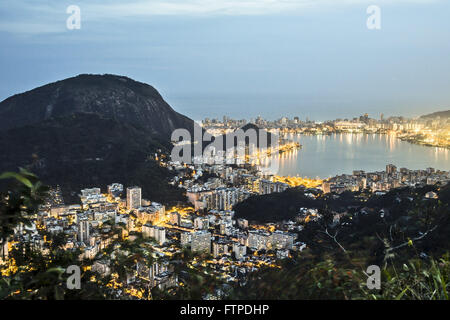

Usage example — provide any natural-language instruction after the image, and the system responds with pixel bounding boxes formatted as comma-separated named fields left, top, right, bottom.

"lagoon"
left=274, top=133, right=449, bottom=179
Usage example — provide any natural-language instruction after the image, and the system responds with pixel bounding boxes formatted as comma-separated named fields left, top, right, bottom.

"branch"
left=321, top=228, right=347, bottom=253
left=387, top=225, right=438, bottom=253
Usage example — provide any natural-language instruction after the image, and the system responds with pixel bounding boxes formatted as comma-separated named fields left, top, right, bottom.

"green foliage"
left=228, top=251, right=449, bottom=300
left=0, top=168, right=48, bottom=243
left=373, top=257, right=450, bottom=300
left=228, top=252, right=364, bottom=300
left=0, top=170, right=109, bottom=300
left=230, top=183, right=450, bottom=300
left=152, top=249, right=224, bottom=300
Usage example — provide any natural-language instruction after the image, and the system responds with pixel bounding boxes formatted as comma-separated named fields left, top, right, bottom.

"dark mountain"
left=0, top=74, right=195, bottom=203
left=205, top=123, right=276, bottom=151
left=420, top=110, right=450, bottom=119
left=0, top=74, right=194, bottom=137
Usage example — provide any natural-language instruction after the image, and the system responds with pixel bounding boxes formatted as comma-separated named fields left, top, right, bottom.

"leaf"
left=18, top=167, right=37, bottom=178
left=46, top=267, right=66, bottom=276
left=0, top=172, right=33, bottom=188
left=395, top=287, right=408, bottom=300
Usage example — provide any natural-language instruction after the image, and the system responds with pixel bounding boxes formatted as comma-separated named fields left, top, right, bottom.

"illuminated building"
left=180, top=232, right=192, bottom=247
left=142, top=224, right=166, bottom=245
left=386, top=164, right=397, bottom=175
left=80, top=188, right=107, bottom=207
left=322, top=182, right=331, bottom=194
left=276, top=249, right=289, bottom=259
left=194, top=217, right=209, bottom=230
left=204, top=187, right=251, bottom=211
left=169, top=211, right=181, bottom=226
left=247, top=230, right=271, bottom=250
left=107, top=183, right=123, bottom=198
left=77, top=217, right=90, bottom=245
left=232, top=243, right=247, bottom=260
left=137, top=203, right=165, bottom=224
left=237, top=218, right=248, bottom=229
left=126, top=186, right=142, bottom=210
left=212, top=239, right=231, bottom=258
left=136, top=251, right=175, bottom=289
left=271, top=230, right=296, bottom=250
left=191, top=230, right=211, bottom=253
left=259, top=179, right=289, bottom=194
left=92, top=259, right=111, bottom=276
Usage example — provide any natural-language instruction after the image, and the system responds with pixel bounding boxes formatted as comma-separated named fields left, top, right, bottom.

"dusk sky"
left=1, top=0, right=449, bottom=121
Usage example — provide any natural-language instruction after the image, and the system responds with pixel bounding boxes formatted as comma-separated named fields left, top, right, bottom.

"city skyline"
left=199, top=110, right=448, bottom=123
left=0, top=72, right=448, bottom=123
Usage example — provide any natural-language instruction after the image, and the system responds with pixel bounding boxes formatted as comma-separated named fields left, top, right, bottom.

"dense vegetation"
left=0, top=113, right=185, bottom=204
left=234, top=187, right=361, bottom=223
left=235, top=184, right=449, bottom=223
left=231, top=184, right=450, bottom=299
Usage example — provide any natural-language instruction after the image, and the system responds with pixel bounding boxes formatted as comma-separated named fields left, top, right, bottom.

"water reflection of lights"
left=434, top=147, right=449, bottom=161
left=345, top=134, right=353, bottom=145
left=274, top=132, right=449, bottom=177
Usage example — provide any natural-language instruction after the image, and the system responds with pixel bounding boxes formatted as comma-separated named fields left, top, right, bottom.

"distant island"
left=420, top=110, right=450, bottom=119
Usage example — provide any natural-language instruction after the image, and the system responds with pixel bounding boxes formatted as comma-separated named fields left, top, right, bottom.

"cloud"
left=82, top=0, right=442, bottom=17
left=88, top=0, right=316, bottom=17
left=0, top=0, right=441, bottom=35
left=0, top=2, right=64, bottom=35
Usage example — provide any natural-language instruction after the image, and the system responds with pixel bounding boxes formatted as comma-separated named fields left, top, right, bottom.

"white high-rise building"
left=191, top=230, right=211, bottom=253
left=77, top=218, right=90, bottom=244
left=153, top=227, right=166, bottom=245
left=180, top=232, right=192, bottom=247
left=142, top=224, right=166, bottom=245
left=247, top=230, right=271, bottom=250
left=127, top=187, right=142, bottom=210
left=194, top=217, right=209, bottom=230
left=232, top=243, right=247, bottom=260
left=271, top=231, right=295, bottom=250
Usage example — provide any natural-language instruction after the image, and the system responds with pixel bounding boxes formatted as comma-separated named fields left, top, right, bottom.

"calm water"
left=273, top=133, right=449, bottom=179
